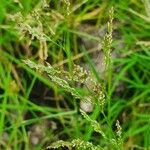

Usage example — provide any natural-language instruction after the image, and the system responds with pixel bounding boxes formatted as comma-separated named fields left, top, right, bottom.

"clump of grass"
left=24, top=7, right=124, bottom=150
left=2, top=0, right=150, bottom=149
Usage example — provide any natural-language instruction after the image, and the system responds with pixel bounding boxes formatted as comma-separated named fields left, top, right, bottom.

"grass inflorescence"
left=0, top=0, right=150, bottom=150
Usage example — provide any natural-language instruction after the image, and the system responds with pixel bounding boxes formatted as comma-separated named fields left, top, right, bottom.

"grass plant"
left=0, top=0, right=150, bottom=150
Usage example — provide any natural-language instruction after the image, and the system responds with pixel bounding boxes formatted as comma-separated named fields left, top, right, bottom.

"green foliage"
left=1, top=0, right=150, bottom=150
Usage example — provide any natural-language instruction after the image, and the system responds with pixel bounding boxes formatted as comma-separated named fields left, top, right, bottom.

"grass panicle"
left=47, top=139, right=103, bottom=150
left=1, top=0, right=150, bottom=149
left=24, top=7, right=124, bottom=150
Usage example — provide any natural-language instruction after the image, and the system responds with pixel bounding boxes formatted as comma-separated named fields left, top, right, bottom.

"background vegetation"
left=0, top=0, right=150, bottom=149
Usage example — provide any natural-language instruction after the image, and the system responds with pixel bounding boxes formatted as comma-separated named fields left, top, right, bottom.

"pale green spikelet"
left=23, top=60, right=60, bottom=75
left=23, top=59, right=106, bottom=105
left=71, top=64, right=89, bottom=83
left=63, top=0, right=71, bottom=15
left=115, top=120, right=123, bottom=149
left=92, top=81, right=105, bottom=108
left=116, top=120, right=122, bottom=137
left=102, top=7, right=114, bottom=71
left=23, top=60, right=82, bottom=100
left=47, top=138, right=104, bottom=150
left=80, top=109, right=106, bottom=139
left=109, top=120, right=123, bottom=150
left=48, top=75, right=82, bottom=100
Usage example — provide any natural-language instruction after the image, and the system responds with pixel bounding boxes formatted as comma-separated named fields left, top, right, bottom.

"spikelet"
left=24, top=60, right=105, bottom=105
left=47, top=138, right=103, bottom=150
left=116, top=120, right=123, bottom=149
left=102, top=7, right=114, bottom=71
left=80, top=109, right=106, bottom=138
left=63, top=0, right=71, bottom=15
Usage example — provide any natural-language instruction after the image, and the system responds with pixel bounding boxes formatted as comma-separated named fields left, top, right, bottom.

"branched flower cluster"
left=24, top=60, right=105, bottom=105
left=80, top=109, right=106, bottom=138
left=8, top=0, right=64, bottom=61
left=71, top=64, right=89, bottom=83
left=47, top=138, right=103, bottom=150
left=63, top=0, right=71, bottom=15
left=23, top=6, right=124, bottom=150
left=102, top=7, right=114, bottom=70
left=116, top=120, right=123, bottom=148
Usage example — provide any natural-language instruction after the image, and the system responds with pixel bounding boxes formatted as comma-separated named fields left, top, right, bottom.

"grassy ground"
left=0, top=0, right=150, bottom=149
